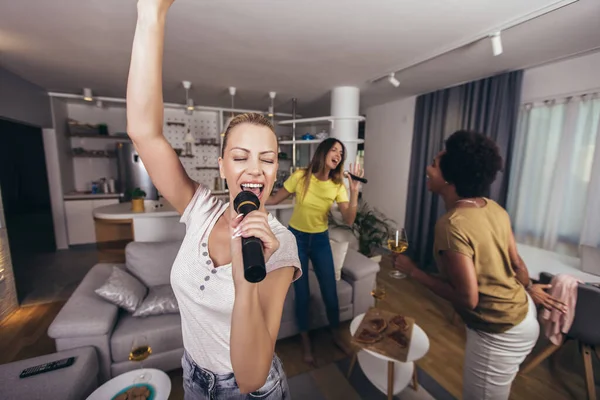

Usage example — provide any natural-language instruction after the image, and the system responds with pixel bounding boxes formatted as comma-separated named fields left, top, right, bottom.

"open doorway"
left=0, top=118, right=56, bottom=303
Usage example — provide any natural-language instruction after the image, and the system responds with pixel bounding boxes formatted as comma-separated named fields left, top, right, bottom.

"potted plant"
left=130, top=187, right=146, bottom=212
left=329, top=200, right=395, bottom=259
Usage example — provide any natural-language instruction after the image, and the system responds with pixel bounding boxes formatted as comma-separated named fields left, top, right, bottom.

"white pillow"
left=330, top=240, right=349, bottom=281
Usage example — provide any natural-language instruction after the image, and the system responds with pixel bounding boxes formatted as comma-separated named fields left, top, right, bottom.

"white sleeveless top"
left=170, top=185, right=302, bottom=373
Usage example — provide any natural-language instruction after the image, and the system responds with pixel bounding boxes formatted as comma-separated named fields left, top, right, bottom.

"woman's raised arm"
left=126, top=0, right=197, bottom=214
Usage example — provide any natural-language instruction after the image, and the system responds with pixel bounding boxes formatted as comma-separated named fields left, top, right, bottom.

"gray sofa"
left=48, top=227, right=380, bottom=383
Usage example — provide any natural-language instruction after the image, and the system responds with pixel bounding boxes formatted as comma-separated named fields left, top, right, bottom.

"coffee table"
left=348, top=313, right=430, bottom=400
left=87, top=368, right=171, bottom=400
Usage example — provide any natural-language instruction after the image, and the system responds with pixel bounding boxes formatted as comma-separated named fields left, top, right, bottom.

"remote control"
left=19, top=357, right=75, bottom=378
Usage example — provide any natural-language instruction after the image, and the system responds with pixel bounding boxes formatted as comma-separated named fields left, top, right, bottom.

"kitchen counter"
left=64, top=192, right=123, bottom=200
left=93, top=201, right=179, bottom=220
left=92, top=197, right=295, bottom=248
left=93, top=198, right=295, bottom=220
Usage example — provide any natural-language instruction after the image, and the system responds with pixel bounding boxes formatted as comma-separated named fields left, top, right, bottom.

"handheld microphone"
left=233, top=191, right=267, bottom=283
left=345, top=171, right=368, bottom=184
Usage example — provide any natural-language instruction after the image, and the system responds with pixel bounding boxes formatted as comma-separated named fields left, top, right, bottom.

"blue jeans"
left=182, top=350, right=290, bottom=399
left=289, top=227, right=340, bottom=332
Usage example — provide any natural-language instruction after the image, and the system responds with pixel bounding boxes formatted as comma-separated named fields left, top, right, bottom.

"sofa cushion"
left=48, top=263, right=121, bottom=338
left=279, top=270, right=353, bottom=324
left=133, top=284, right=179, bottom=317
left=309, top=269, right=352, bottom=307
left=110, top=313, right=183, bottom=363
left=95, top=266, right=148, bottom=313
left=125, top=240, right=183, bottom=287
left=328, top=221, right=359, bottom=251
left=330, top=240, right=349, bottom=281
left=341, top=250, right=380, bottom=281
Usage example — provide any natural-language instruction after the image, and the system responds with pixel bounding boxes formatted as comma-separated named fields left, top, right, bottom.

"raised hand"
left=137, top=0, right=175, bottom=13
left=346, top=162, right=364, bottom=193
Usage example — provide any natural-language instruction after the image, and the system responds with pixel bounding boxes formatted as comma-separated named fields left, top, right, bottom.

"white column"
left=330, top=86, right=360, bottom=169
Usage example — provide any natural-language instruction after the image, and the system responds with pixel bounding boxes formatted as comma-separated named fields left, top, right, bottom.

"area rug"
left=167, top=358, right=455, bottom=400
left=286, top=357, right=456, bottom=400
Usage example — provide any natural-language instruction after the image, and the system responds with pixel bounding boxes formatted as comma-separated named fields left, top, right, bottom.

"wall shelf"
left=279, top=138, right=364, bottom=145
left=69, top=133, right=130, bottom=141
left=72, top=151, right=116, bottom=158
left=278, top=116, right=365, bottom=126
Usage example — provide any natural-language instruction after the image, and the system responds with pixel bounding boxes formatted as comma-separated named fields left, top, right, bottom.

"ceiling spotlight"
left=83, top=88, right=93, bottom=101
left=229, top=87, right=236, bottom=96
left=186, top=98, right=194, bottom=115
left=490, top=31, right=503, bottom=56
left=268, top=91, right=276, bottom=117
left=388, top=73, right=400, bottom=87
left=182, top=81, right=193, bottom=115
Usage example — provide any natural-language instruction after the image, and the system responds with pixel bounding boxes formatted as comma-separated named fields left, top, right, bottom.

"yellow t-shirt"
left=283, top=170, right=349, bottom=233
left=433, top=199, right=529, bottom=334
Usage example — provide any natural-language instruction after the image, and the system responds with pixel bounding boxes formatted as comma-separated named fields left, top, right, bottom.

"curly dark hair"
left=439, top=130, right=503, bottom=198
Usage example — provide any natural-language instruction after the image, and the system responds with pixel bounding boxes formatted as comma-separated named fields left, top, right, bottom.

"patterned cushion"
left=133, top=285, right=179, bottom=317
left=95, top=266, right=147, bottom=312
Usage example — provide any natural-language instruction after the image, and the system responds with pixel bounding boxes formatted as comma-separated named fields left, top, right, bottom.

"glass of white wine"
left=388, top=228, right=409, bottom=279
left=371, top=278, right=386, bottom=308
left=129, top=335, right=152, bottom=383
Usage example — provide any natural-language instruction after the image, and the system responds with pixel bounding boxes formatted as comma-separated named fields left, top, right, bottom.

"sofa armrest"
left=341, top=250, right=380, bottom=282
left=342, top=250, right=380, bottom=317
left=48, top=264, right=120, bottom=339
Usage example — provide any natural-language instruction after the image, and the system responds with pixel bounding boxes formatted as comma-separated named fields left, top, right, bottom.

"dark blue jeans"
left=289, top=227, right=340, bottom=332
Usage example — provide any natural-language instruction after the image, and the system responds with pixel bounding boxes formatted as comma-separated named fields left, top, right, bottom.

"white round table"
left=87, top=368, right=171, bottom=400
left=348, top=313, right=430, bottom=399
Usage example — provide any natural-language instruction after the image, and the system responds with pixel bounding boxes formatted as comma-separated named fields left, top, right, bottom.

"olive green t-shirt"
left=433, top=199, right=529, bottom=334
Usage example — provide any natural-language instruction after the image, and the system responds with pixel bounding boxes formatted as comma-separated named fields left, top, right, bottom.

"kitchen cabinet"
left=64, top=198, right=119, bottom=245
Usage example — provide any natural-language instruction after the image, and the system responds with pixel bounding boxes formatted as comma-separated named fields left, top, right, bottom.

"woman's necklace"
left=455, top=198, right=481, bottom=207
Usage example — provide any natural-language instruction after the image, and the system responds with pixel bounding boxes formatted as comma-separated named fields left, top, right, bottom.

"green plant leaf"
left=328, top=199, right=396, bottom=257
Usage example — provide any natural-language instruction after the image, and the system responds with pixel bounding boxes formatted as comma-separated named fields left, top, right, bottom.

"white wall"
left=42, top=128, right=69, bottom=249
left=521, top=51, right=600, bottom=102
left=51, top=98, right=75, bottom=194
left=363, top=96, right=416, bottom=228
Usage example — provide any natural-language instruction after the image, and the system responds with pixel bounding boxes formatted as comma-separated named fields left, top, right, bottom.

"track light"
left=96, top=100, right=103, bottom=108
left=186, top=98, right=194, bottom=115
left=268, top=91, right=276, bottom=118
left=388, top=73, right=400, bottom=87
left=83, top=88, right=93, bottom=101
left=229, top=87, right=236, bottom=96
left=490, top=31, right=503, bottom=56
left=182, top=81, right=193, bottom=115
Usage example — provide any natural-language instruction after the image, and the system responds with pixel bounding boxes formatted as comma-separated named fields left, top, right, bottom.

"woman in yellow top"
left=394, top=130, right=565, bottom=400
left=267, top=138, right=364, bottom=364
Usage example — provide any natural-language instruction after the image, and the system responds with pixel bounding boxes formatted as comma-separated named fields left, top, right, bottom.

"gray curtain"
left=405, top=70, right=523, bottom=271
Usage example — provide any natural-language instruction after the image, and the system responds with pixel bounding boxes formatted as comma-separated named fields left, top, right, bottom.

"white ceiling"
left=1, top=0, right=599, bottom=116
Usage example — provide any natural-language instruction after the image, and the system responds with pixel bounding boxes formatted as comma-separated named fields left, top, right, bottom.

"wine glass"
left=129, top=335, right=152, bottom=383
left=371, top=278, right=386, bottom=308
left=388, top=228, right=409, bottom=279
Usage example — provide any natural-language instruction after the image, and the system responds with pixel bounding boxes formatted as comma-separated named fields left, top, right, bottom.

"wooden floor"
left=1, top=257, right=598, bottom=400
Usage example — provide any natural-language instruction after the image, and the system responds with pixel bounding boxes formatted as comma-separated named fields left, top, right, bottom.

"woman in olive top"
left=267, top=138, right=364, bottom=364
left=394, top=130, right=566, bottom=400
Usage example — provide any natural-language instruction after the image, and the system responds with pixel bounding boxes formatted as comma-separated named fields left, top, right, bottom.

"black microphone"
left=345, top=171, right=368, bottom=184
left=233, top=191, right=267, bottom=283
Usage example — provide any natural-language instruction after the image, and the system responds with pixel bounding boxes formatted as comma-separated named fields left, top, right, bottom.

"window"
left=506, top=96, right=600, bottom=256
